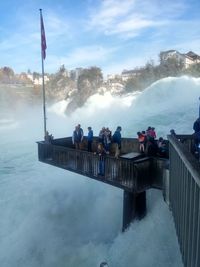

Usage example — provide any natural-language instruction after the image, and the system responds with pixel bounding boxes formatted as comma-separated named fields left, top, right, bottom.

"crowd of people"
left=44, top=131, right=54, bottom=143
left=44, top=123, right=178, bottom=160
left=72, top=124, right=122, bottom=159
left=72, top=124, right=122, bottom=176
left=137, top=126, right=169, bottom=157
left=71, top=123, right=171, bottom=159
left=44, top=117, right=200, bottom=178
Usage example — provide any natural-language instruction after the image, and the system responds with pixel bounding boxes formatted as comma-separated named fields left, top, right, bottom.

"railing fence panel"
left=168, top=136, right=200, bottom=267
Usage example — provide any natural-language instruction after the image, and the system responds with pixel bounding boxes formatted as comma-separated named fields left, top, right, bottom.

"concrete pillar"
left=122, top=191, right=136, bottom=232
left=122, top=190, right=146, bottom=232
left=136, top=191, right=146, bottom=219
left=163, top=169, right=170, bottom=206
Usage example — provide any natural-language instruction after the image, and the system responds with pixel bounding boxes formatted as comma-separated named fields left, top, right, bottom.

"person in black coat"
left=87, top=126, right=93, bottom=152
left=193, top=117, right=200, bottom=154
left=193, top=118, right=200, bottom=133
left=112, top=126, right=122, bottom=158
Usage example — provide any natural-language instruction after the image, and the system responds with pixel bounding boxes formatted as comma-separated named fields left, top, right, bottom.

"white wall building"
left=121, top=69, right=141, bottom=81
left=160, top=50, right=200, bottom=69
left=27, top=74, right=49, bottom=85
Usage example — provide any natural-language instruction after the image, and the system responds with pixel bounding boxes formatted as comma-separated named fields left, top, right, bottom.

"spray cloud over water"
left=1, top=76, right=200, bottom=266
left=47, top=76, right=200, bottom=138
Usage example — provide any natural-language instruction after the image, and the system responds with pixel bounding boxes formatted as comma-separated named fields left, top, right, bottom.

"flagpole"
left=199, top=96, right=200, bottom=118
left=41, top=44, right=47, bottom=138
left=39, top=8, right=47, bottom=139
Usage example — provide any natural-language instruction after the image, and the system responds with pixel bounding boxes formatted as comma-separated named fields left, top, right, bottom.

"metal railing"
left=50, top=136, right=142, bottom=154
left=37, top=134, right=200, bottom=265
left=176, top=134, right=196, bottom=155
left=37, top=141, right=156, bottom=192
left=168, top=135, right=200, bottom=267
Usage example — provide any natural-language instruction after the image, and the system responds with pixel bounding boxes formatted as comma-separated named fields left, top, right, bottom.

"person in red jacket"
left=137, top=132, right=145, bottom=153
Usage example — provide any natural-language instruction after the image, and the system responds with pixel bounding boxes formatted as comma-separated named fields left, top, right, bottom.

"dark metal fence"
left=51, top=136, right=141, bottom=154
left=176, top=134, right=196, bottom=154
left=168, top=135, right=200, bottom=267
left=37, top=134, right=200, bottom=265
left=37, top=141, right=156, bottom=192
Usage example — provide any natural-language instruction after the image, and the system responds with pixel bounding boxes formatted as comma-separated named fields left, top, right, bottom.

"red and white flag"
left=40, top=12, right=47, bottom=60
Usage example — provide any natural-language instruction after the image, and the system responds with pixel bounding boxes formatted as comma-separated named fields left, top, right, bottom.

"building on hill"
left=70, top=68, right=84, bottom=81
left=108, top=81, right=124, bottom=94
left=185, top=51, right=200, bottom=63
left=27, top=74, right=49, bottom=85
left=160, top=50, right=200, bottom=69
left=121, top=69, right=141, bottom=81
left=106, top=74, right=121, bottom=80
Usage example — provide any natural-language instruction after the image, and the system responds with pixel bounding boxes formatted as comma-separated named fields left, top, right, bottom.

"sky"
left=0, top=0, right=200, bottom=76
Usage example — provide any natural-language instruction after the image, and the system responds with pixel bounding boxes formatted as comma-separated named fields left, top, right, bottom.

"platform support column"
left=122, top=190, right=146, bottom=232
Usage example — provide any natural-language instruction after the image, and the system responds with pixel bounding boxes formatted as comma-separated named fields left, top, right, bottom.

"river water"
left=1, top=76, right=200, bottom=267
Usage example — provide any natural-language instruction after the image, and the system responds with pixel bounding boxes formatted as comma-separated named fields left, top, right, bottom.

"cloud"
left=89, top=0, right=135, bottom=27
left=87, top=0, right=188, bottom=38
left=45, top=12, right=72, bottom=40
left=0, top=9, right=74, bottom=72
left=0, top=0, right=199, bottom=76
left=106, top=17, right=162, bottom=37
left=103, top=57, right=148, bottom=76
left=59, top=45, right=117, bottom=68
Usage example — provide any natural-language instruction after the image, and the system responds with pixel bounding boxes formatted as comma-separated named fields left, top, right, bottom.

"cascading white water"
left=1, top=76, right=200, bottom=267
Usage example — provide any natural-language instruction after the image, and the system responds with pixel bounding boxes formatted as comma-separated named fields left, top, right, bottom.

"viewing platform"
left=37, top=134, right=200, bottom=267
left=37, top=137, right=168, bottom=193
left=37, top=136, right=168, bottom=231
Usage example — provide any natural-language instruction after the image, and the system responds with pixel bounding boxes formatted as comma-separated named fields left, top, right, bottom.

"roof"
left=122, top=69, right=141, bottom=75
left=160, top=50, right=177, bottom=54
left=185, top=51, right=200, bottom=60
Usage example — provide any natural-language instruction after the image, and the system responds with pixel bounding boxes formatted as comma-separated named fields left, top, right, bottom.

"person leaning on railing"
left=94, top=143, right=106, bottom=176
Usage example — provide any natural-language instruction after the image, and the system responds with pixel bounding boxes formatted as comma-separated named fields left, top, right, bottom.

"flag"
left=40, top=11, right=47, bottom=60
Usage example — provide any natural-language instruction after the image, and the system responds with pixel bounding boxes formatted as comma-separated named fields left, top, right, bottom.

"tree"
left=2, top=67, right=14, bottom=78
left=33, top=72, right=40, bottom=80
left=159, top=56, right=184, bottom=76
left=77, top=66, right=103, bottom=91
left=184, top=63, right=200, bottom=77
left=45, top=66, right=75, bottom=101
left=59, top=64, right=66, bottom=74
left=0, top=66, right=15, bottom=83
left=124, top=77, right=141, bottom=92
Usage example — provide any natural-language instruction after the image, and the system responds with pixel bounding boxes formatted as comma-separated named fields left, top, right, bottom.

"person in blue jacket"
left=87, top=126, right=93, bottom=152
left=112, top=126, right=122, bottom=158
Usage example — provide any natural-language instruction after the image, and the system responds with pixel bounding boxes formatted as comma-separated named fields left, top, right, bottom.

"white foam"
left=2, top=75, right=199, bottom=266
